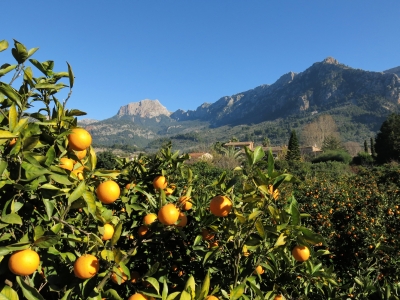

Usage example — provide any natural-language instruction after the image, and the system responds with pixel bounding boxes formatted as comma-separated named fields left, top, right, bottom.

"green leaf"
left=111, top=222, right=122, bottom=246
left=166, top=292, right=181, bottom=300
left=246, top=280, right=263, bottom=299
left=28, top=59, right=47, bottom=76
left=184, top=275, right=196, bottom=299
left=274, top=233, right=287, bottom=247
left=21, top=162, right=51, bottom=180
left=16, top=276, right=45, bottom=300
left=298, top=227, right=325, bottom=245
left=162, top=278, right=168, bottom=300
left=1, top=214, right=23, bottom=225
left=144, top=262, right=160, bottom=277
left=179, top=291, right=191, bottom=300
left=144, top=277, right=160, bottom=295
left=9, top=103, right=17, bottom=132
left=50, top=174, right=72, bottom=185
left=252, top=146, right=265, bottom=164
left=67, top=62, right=74, bottom=88
left=0, top=64, right=17, bottom=77
left=0, top=82, right=22, bottom=108
left=248, top=210, right=262, bottom=221
left=101, top=289, right=123, bottom=300
left=0, top=284, right=19, bottom=300
left=244, top=146, right=254, bottom=166
left=66, top=109, right=87, bottom=117
left=34, top=234, right=60, bottom=248
left=255, top=220, right=266, bottom=239
left=230, top=283, right=245, bottom=300
left=12, top=40, right=28, bottom=64
left=0, top=40, right=9, bottom=52
left=27, top=47, right=39, bottom=59
left=12, top=118, right=28, bottom=135
left=198, top=270, right=210, bottom=300
left=68, top=181, right=86, bottom=204
left=0, top=130, right=17, bottom=139
left=82, top=191, right=97, bottom=218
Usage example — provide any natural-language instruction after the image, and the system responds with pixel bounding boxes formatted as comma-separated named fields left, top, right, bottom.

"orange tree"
left=0, top=39, right=337, bottom=299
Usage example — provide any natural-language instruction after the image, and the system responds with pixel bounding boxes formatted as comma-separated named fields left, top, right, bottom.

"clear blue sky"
left=2, top=1, right=399, bottom=120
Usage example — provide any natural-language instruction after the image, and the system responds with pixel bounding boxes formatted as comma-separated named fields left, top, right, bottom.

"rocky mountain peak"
left=323, top=57, right=339, bottom=65
left=116, top=99, right=171, bottom=118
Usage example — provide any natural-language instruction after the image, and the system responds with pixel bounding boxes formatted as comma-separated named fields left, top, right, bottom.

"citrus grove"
left=2, top=39, right=393, bottom=299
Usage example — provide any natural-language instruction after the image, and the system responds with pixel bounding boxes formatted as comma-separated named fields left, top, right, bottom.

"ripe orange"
left=176, top=212, right=188, bottom=227
left=128, top=293, right=148, bottom=300
left=74, top=149, right=87, bottom=160
left=111, top=267, right=128, bottom=284
left=9, top=138, right=17, bottom=147
left=73, top=254, right=99, bottom=279
left=153, top=175, right=167, bottom=190
left=209, top=241, right=219, bottom=248
left=268, top=185, right=279, bottom=200
left=137, top=225, right=148, bottom=237
left=171, top=264, right=178, bottom=272
left=96, top=181, right=120, bottom=204
left=165, top=187, right=174, bottom=195
left=8, top=249, right=40, bottom=276
left=253, top=265, right=264, bottom=275
left=68, top=128, right=92, bottom=151
left=210, top=195, right=232, bottom=217
left=130, top=271, right=140, bottom=283
left=292, top=245, right=310, bottom=262
left=72, top=165, right=85, bottom=180
left=102, top=224, right=114, bottom=241
left=179, top=196, right=192, bottom=210
left=201, top=229, right=215, bottom=241
left=59, top=157, right=74, bottom=171
left=274, top=295, right=285, bottom=300
left=143, top=213, right=157, bottom=225
left=206, top=296, right=219, bottom=300
left=158, top=203, right=180, bottom=225
left=126, top=182, right=136, bottom=189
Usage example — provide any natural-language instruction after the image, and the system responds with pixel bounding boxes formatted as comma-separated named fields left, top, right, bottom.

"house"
left=186, top=152, right=213, bottom=164
left=300, top=145, right=323, bottom=156
left=223, top=141, right=254, bottom=151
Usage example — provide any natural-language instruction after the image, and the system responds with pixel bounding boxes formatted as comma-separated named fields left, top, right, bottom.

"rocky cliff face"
left=384, top=66, right=400, bottom=77
left=116, top=99, right=171, bottom=118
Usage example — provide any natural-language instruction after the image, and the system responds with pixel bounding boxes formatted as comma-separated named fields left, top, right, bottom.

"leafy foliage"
left=375, top=113, right=400, bottom=163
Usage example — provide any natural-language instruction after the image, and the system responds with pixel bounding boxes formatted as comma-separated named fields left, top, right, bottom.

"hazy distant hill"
left=80, top=57, right=400, bottom=152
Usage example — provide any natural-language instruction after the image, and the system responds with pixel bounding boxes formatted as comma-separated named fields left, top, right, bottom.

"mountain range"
left=80, top=57, right=400, bottom=152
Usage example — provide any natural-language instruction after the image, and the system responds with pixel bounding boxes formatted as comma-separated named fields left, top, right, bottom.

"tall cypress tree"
left=370, top=137, right=376, bottom=157
left=286, top=130, right=301, bottom=161
left=364, top=140, right=368, bottom=153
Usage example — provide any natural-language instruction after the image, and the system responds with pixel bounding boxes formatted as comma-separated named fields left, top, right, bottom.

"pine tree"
left=286, top=130, right=301, bottom=161
left=375, top=113, right=400, bottom=163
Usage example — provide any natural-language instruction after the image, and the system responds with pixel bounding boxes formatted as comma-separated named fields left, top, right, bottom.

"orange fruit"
left=102, top=224, right=114, bottom=241
left=111, top=267, right=128, bottom=284
left=143, top=213, right=157, bottom=225
left=165, top=187, right=174, bottom=195
left=74, top=149, right=87, bottom=160
left=68, top=128, right=92, bottom=151
left=96, top=181, right=120, bottom=204
left=253, top=265, right=264, bottom=275
left=128, top=294, right=148, bottom=300
left=130, top=271, right=140, bottom=283
left=292, top=245, right=310, bottom=262
left=274, top=295, right=285, bottom=300
left=171, top=264, right=178, bottom=272
left=268, top=185, right=279, bottom=200
left=71, top=165, right=85, bottom=180
left=209, top=241, right=219, bottom=248
left=73, top=254, right=99, bottom=279
left=158, top=203, right=180, bottom=226
left=210, top=195, right=232, bottom=217
left=176, top=212, right=188, bottom=227
left=137, top=225, right=148, bottom=237
left=59, top=157, right=74, bottom=171
left=153, top=175, right=167, bottom=190
left=179, top=196, right=192, bottom=210
left=206, top=296, right=219, bottom=300
left=126, top=183, right=136, bottom=189
left=201, top=229, right=215, bottom=241
left=8, top=249, right=40, bottom=276
left=9, top=138, right=17, bottom=147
